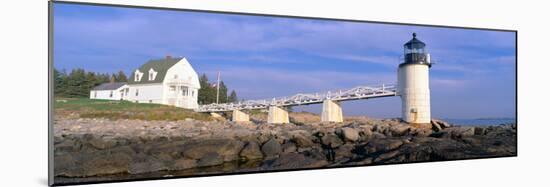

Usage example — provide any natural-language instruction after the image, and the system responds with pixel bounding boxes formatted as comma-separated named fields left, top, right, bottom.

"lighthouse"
left=398, top=33, right=432, bottom=124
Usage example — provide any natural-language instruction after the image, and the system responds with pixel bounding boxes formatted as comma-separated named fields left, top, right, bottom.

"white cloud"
left=431, top=78, right=467, bottom=88
left=201, top=67, right=396, bottom=99
left=320, top=54, right=399, bottom=66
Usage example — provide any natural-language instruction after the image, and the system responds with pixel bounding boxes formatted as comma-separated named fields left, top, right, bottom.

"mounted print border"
left=48, top=1, right=517, bottom=186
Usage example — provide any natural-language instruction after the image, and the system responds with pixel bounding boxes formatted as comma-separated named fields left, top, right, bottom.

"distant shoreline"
left=443, top=118, right=516, bottom=126
left=474, top=117, right=516, bottom=120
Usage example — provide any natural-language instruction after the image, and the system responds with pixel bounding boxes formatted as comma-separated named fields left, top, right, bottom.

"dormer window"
left=148, top=68, right=158, bottom=81
left=134, top=70, right=143, bottom=82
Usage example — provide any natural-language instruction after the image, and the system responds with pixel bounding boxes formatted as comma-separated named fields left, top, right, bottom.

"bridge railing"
left=195, top=83, right=397, bottom=112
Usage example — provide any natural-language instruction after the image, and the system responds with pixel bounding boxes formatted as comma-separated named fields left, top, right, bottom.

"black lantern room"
left=400, top=33, right=431, bottom=68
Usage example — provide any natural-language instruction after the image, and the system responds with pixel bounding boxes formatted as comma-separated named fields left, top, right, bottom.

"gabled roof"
left=92, top=82, right=127, bottom=91
left=128, top=57, right=182, bottom=85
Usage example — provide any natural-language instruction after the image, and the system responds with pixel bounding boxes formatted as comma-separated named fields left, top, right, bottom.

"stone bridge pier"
left=321, top=100, right=343, bottom=122
left=215, top=100, right=345, bottom=124
left=232, top=110, right=250, bottom=122
left=265, top=99, right=344, bottom=124
left=267, top=106, right=289, bottom=124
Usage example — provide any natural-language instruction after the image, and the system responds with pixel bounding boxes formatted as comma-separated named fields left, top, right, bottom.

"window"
left=181, top=86, right=188, bottom=96
left=134, top=70, right=143, bottom=82
left=93, top=91, right=97, bottom=98
left=125, top=88, right=129, bottom=96
left=148, top=68, right=157, bottom=81
left=174, top=74, right=178, bottom=79
left=169, top=86, right=176, bottom=92
left=191, top=90, right=194, bottom=97
left=110, top=91, right=113, bottom=98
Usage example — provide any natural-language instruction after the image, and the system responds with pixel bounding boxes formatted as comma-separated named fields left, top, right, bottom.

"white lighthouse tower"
left=398, top=33, right=432, bottom=124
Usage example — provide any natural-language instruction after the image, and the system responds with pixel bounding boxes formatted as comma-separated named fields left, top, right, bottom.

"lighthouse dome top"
left=404, top=33, right=426, bottom=50
left=400, top=33, right=431, bottom=68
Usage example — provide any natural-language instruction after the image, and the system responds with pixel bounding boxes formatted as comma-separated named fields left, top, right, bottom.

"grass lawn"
left=54, top=98, right=212, bottom=121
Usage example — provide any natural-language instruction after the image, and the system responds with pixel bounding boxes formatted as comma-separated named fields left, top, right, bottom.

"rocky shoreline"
left=53, top=116, right=516, bottom=183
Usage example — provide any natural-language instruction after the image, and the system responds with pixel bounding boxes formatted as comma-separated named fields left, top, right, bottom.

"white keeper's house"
left=90, top=56, right=201, bottom=109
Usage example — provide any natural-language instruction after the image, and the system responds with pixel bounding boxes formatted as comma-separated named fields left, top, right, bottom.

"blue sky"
left=53, top=3, right=516, bottom=119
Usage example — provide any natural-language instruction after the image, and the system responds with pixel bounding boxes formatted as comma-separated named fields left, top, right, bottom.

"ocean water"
left=443, top=118, right=516, bottom=126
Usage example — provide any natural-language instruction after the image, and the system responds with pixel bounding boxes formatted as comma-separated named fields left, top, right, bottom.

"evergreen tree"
left=218, top=81, right=228, bottom=103
left=110, top=74, right=117, bottom=82
left=198, top=73, right=211, bottom=104
left=53, top=68, right=131, bottom=98
left=228, top=90, right=238, bottom=103
left=196, top=73, right=241, bottom=104
left=53, top=68, right=67, bottom=96
left=98, top=73, right=110, bottom=84
left=84, top=72, right=97, bottom=96
left=116, top=70, right=128, bottom=82
left=65, top=68, right=87, bottom=97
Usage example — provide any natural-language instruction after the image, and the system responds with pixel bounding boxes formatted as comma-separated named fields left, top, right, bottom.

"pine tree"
left=84, top=72, right=97, bottom=96
left=53, top=68, right=131, bottom=98
left=65, top=68, right=87, bottom=97
left=110, top=74, right=117, bottom=82
left=116, top=70, right=128, bottom=82
left=198, top=73, right=210, bottom=104
left=53, top=68, right=67, bottom=96
left=219, top=81, right=228, bottom=103
left=98, top=73, right=110, bottom=84
left=196, top=73, right=241, bottom=104
left=228, top=90, right=238, bottom=103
